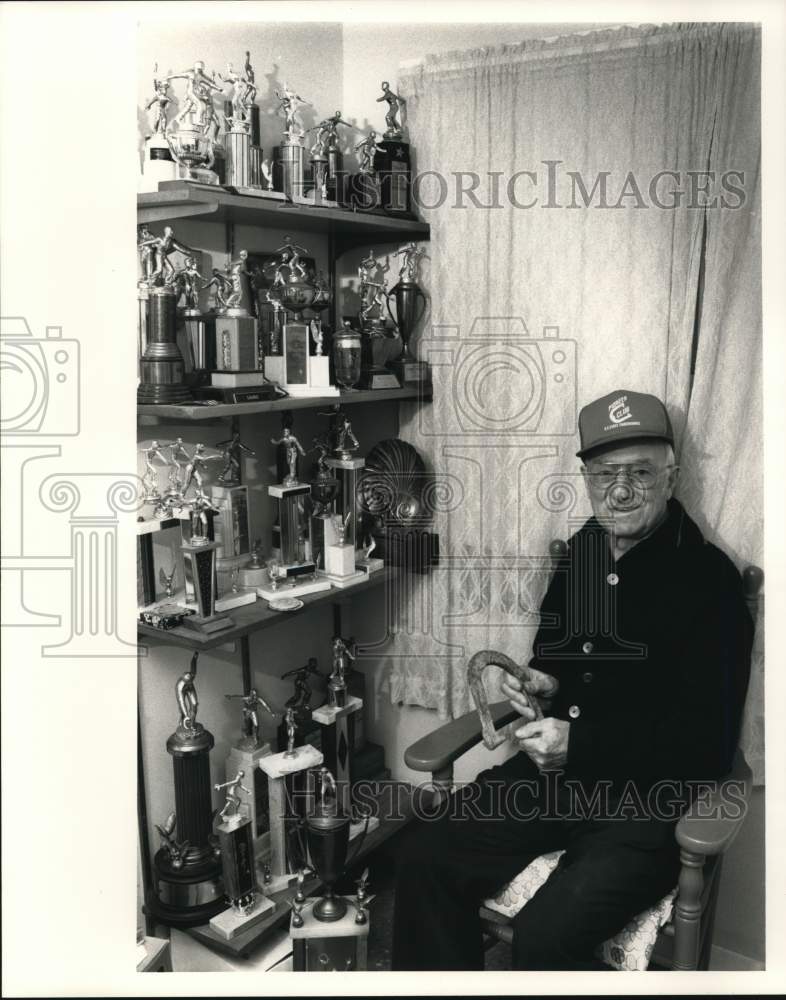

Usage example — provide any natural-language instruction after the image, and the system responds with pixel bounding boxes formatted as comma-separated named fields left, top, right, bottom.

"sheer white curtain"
left=380, top=24, right=762, bottom=779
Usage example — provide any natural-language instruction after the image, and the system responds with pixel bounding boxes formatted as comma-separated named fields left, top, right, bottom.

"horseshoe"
left=467, top=650, right=543, bottom=750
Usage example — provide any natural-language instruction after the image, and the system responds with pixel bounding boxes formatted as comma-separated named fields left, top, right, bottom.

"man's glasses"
left=585, top=464, right=677, bottom=490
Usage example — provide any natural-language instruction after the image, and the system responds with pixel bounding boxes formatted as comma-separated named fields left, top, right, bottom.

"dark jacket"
left=530, top=498, right=753, bottom=799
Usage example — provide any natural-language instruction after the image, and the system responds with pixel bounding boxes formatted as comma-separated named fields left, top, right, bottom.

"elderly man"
left=392, top=389, right=753, bottom=970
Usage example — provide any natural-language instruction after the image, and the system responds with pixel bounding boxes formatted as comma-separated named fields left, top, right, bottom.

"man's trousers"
left=392, top=753, right=681, bottom=970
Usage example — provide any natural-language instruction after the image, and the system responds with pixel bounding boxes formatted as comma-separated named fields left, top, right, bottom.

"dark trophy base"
left=182, top=612, right=234, bottom=635
left=390, top=356, right=432, bottom=387
left=218, top=817, right=257, bottom=907
left=347, top=172, right=384, bottom=214
left=147, top=849, right=225, bottom=929
left=137, top=379, right=193, bottom=405
left=374, top=139, right=413, bottom=217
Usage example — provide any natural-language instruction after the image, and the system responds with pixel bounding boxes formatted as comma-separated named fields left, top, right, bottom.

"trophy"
left=210, top=430, right=254, bottom=596
left=181, top=489, right=234, bottom=634
left=214, top=249, right=259, bottom=373
left=258, top=715, right=324, bottom=894
left=223, top=688, right=275, bottom=865
left=357, top=250, right=402, bottom=389
left=259, top=417, right=331, bottom=601
left=137, top=226, right=194, bottom=404
left=320, top=407, right=364, bottom=552
left=289, top=770, right=376, bottom=970
left=306, top=111, right=354, bottom=204
left=272, top=82, right=311, bottom=200
left=374, top=81, right=413, bottom=216
left=386, top=243, right=431, bottom=385
left=280, top=658, right=325, bottom=752
left=332, top=321, right=362, bottom=391
left=263, top=239, right=337, bottom=396
left=209, top=770, right=275, bottom=940
left=148, top=653, right=225, bottom=928
left=309, top=439, right=340, bottom=570
left=349, top=129, right=386, bottom=212
left=140, top=64, right=178, bottom=192
left=219, top=53, right=254, bottom=189
left=171, top=253, right=216, bottom=386
left=162, top=61, right=223, bottom=187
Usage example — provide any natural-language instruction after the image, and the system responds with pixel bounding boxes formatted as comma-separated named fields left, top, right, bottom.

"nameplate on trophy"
left=215, top=315, right=258, bottom=371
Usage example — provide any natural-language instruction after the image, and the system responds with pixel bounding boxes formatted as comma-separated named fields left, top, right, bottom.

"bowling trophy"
left=148, top=653, right=225, bottom=928
left=272, top=82, right=311, bottom=201
left=258, top=417, right=331, bottom=601
left=137, top=226, right=193, bottom=404
left=140, top=64, right=178, bottom=192
left=209, top=770, right=275, bottom=940
left=309, top=440, right=340, bottom=571
left=162, top=61, right=224, bottom=187
left=258, top=710, right=324, bottom=894
left=171, top=254, right=215, bottom=389
left=321, top=407, right=364, bottom=554
left=386, top=243, right=431, bottom=386
left=224, top=688, right=275, bottom=859
left=210, top=430, right=255, bottom=600
left=374, top=81, right=414, bottom=217
left=306, top=111, right=354, bottom=205
left=263, top=238, right=337, bottom=396
left=357, top=250, right=402, bottom=389
left=181, top=490, right=234, bottom=634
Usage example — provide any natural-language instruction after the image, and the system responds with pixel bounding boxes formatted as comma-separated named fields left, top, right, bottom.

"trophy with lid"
left=148, top=653, right=225, bottom=929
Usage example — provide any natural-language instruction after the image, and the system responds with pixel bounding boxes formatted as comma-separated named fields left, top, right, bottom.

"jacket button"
left=582, top=641, right=593, bottom=654
left=607, top=572, right=619, bottom=586
left=582, top=671, right=593, bottom=684
left=568, top=705, right=581, bottom=719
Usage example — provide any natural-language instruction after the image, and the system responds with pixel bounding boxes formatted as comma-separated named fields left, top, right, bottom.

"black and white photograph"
left=1, top=1, right=784, bottom=995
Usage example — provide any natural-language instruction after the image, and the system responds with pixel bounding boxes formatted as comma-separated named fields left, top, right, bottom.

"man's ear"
left=666, top=464, right=680, bottom=498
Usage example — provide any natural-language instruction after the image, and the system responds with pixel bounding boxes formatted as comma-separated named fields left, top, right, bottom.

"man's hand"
left=514, top=718, right=570, bottom=770
left=501, top=667, right=558, bottom=723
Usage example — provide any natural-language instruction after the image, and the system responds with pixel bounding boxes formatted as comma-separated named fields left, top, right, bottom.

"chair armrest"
left=676, top=751, right=753, bottom=856
left=405, top=700, right=519, bottom=775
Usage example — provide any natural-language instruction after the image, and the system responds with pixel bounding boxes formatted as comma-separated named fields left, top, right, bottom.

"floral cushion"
left=483, top=850, right=677, bottom=971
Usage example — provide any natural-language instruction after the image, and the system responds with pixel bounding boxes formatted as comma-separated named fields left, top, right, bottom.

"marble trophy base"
left=256, top=577, right=332, bottom=602
left=290, top=897, right=369, bottom=968
left=321, top=541, right=365, bottom=589
left=356, top=555, right=385, bottom=576
left=209, top=892, right=275, bottom=940
left=351, top=815, right=380, bottom=840
left=261, top=871, right=299, bottom=896
left=140, top=134, right=177, bottom=193
left=226, top=739, right=272, bottom=854
left=311, top=696, right=362, bottom=727
left=318, top=569, right=368, bottom=590
left=215, top=314, right=258, bottom=371
left=265, top=344, right=339, bottom=398
left=184, top=590, right=255, bottom=614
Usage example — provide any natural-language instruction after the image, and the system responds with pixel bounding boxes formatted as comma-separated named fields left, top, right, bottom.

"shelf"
left=138, top=567, right=397, bottom=651
left=184, top=780, right=417, bottom=960
left=137, top=385, right=432, bottom=421
left=138, top=183, right=430, bottom=254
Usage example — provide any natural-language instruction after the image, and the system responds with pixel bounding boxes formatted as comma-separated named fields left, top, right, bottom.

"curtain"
left=380, top=24, right=762, bottom=780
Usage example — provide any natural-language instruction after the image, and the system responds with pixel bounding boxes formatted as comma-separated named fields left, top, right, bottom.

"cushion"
left=483, top=850, right=677, bottom=971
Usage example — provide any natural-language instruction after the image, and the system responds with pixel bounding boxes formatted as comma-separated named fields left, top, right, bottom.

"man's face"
left=581, top=440, right=678, bottom=542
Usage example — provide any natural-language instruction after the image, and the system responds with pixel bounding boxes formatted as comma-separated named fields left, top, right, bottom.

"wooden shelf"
left=137, top=385, right=432, bottom=421
left=184, top=780, right=417, bottom=960
left=138, top=567, right=397, bottom=651
left=138, top=183, right=430, bottom=255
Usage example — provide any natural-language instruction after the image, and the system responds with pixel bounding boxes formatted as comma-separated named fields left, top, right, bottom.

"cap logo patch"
left=604, top=394, right=641, bottom=432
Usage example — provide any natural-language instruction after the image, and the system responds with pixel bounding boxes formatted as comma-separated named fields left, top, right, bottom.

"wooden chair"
left=404, top=548, right=763, bottom=971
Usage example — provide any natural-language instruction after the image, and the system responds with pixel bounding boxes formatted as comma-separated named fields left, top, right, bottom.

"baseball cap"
left=576, top=389, right=674, bottom=459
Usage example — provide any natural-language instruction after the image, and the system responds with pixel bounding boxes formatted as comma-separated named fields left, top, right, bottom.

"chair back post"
left=742, top=565, right=763, bottom=618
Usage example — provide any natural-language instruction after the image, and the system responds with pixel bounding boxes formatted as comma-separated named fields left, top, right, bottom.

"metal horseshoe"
left=467, top=649, right=543, bottom=750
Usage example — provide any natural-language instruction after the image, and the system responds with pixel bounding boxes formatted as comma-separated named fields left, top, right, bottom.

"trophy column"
left=326, top=456, right=364, bottom=549
left=138, top=285, right=192, bottom=404
left=149, top=659, right=225, bottom=929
